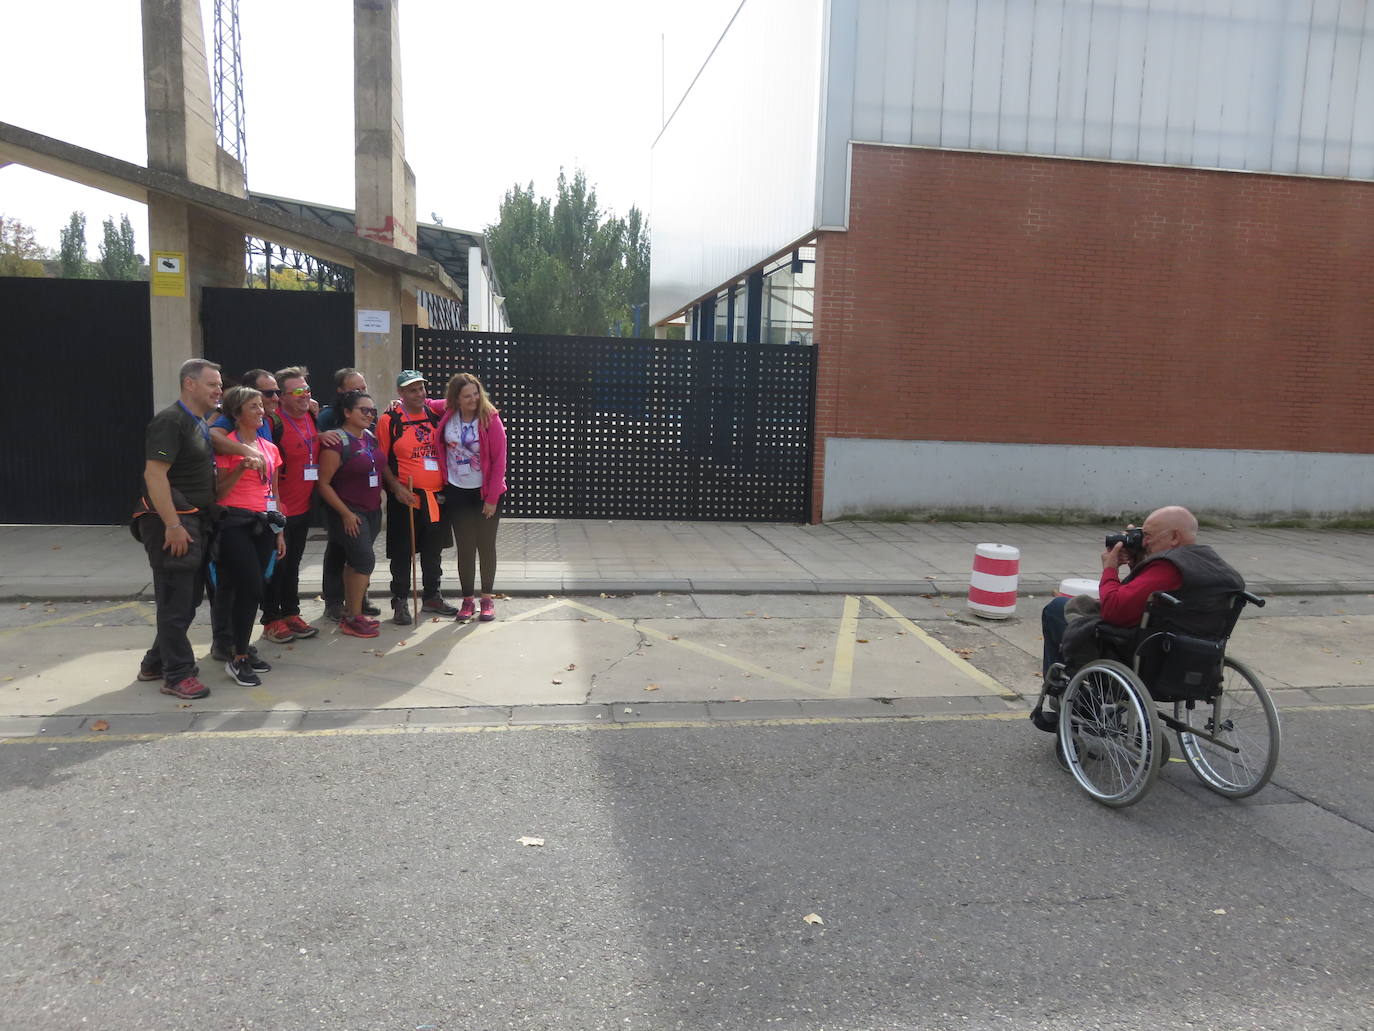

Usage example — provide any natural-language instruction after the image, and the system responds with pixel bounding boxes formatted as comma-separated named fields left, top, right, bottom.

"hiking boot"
left=162, top=676, right=210, bottom=700
left=285, top=615, right=319, bottom=639
left=422, top=595, right=458, bottom=617
left=225, top=657, right=262, bottom=687
left=479, top=597, right=495, bottom=622
left=340, top=615, right=379, bottom=638
left=392, top=599, right=413, bottom=626
left=263, top=619, right=296, bottom=644
left=456, top=597, right=476, bottom=621
left=361, top=599, right=381, bottom=617
left=323, top=603, right=345, bottom=623
left=136, top=664, right=163, bottom=683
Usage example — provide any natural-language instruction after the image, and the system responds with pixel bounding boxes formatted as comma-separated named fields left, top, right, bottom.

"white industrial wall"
left=466, top=246, right=509, bottom=332
left=649, top=0, right=826, bottom=323
left=822, top=440, right=1374, bottom=520
left=818, top=0, right=1374, bottom=224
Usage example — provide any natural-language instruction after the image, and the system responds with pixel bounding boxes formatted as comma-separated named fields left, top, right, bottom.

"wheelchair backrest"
left=1132, top=591, right=1257, bottom=702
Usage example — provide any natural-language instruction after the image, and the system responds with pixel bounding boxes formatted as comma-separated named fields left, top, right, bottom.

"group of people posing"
left=134, top=358, right=507, bottom=700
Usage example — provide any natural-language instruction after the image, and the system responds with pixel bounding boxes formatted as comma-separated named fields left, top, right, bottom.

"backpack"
left=380, top=406, right=440, bottom=474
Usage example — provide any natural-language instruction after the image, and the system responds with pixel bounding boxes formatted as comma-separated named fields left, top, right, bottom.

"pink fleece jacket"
left=434, top=400, right=508, bottom=507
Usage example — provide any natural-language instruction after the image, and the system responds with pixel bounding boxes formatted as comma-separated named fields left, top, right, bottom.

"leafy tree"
left=59, top=211, right=90, bottom=278
left=486, top=168, right=652, bottom=337
left=98, top=213, right=141, bottom=280
left=0, top=215, right=46, bottom=277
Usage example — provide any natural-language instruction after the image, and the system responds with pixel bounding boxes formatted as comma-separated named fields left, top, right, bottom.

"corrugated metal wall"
left=820, top=0, right=1374, bottom=223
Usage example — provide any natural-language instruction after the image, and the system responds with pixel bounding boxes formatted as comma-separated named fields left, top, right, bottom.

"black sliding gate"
left=407, top=328, right=816, bottom=521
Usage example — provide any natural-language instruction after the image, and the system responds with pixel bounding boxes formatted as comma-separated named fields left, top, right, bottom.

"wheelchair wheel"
left=1174, top=656, right=1280, bottom=798
left=1058, top=659, right=1162, bottom=808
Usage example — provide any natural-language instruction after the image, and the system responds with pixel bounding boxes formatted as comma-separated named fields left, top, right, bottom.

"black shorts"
left=324, top=506, right=382, bottom=575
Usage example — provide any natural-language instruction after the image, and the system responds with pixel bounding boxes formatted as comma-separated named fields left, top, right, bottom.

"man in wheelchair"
left=1036, top=505, right=1246, bottom=719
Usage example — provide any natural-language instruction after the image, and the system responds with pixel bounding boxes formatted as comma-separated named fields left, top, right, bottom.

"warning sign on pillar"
left=357, top=309, right=391, bottom=334
left=151, top=252, right=186, bottom=297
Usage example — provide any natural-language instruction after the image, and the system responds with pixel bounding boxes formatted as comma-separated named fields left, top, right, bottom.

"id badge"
left=303, top=464, right=319, bottom=482
left=265, top=497, right=279, bottom=514
left=423, top=458, right=440, bottom=472
left=368, top=473, right=379, bottom=488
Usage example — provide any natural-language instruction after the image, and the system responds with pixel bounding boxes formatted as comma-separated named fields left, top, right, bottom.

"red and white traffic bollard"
left=967, top=543, right=1019, bottom=619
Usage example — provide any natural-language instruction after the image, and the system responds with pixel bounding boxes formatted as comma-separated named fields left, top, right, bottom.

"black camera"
left=1104, top=527, right=1145, bottom=553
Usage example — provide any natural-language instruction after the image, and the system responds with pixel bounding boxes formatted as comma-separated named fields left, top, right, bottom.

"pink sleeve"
left=481, top=412, right=508, bottom=506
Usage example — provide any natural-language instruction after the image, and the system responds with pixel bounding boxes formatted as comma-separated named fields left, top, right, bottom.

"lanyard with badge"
left=281, top=411, right=319, bottom=482
left=353, top=433, right=380, bottom=488
left=234, top=430, right=278, bottom=512
left=179, top=401, right=213, bottom=471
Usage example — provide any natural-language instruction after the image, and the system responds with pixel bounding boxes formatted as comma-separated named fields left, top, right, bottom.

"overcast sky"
left=0, top=0, right=741, bottom=258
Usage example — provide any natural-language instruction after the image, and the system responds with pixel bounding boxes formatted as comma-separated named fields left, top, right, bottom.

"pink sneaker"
left=479, top=597, right=495, bottom=622
left=456, top=597, right=476, bottom=621
left=339, top=615, right=379, bottom=638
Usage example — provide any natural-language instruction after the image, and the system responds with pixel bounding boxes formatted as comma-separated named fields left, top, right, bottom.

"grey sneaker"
left=323, top=603, right=344, bottom=623
left=392, top=599, right=413, bottom=626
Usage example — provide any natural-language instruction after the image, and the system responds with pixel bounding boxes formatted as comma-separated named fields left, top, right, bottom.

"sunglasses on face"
left=287, top=386, right=311, bottom=397
left=260, top=389, right=282, bottom=398
left=357, top=407, right=379, bottom=417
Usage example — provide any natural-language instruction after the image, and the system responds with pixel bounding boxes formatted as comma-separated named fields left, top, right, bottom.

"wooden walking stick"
left=408, top=475, right=419, bottom=624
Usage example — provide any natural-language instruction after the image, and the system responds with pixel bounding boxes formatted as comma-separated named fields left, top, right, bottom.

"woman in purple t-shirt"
left=317, top=390, right=384, bottom=638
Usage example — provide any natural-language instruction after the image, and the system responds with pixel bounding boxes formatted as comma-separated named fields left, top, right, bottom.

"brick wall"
left=811, top=143, right=1374, bottom=521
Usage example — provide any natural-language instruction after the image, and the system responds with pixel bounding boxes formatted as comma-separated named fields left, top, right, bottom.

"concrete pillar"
left=354, top=0, right=418, bottom=390
left=141, top=0, right=245, bottom=405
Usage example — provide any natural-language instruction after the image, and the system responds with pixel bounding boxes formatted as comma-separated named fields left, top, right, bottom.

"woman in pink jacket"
left=437, top=373, right=508, bottom=621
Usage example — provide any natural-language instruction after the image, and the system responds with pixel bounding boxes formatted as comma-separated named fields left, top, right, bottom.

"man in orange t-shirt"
left=377, top=371, right=456, bottom=624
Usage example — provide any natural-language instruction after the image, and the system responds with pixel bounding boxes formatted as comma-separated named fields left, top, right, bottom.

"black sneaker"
left=323, top=603, right=344, bottom=623
left=392, top=599, right=413, bottom=626
left=421, top=595, right=458, bottom=617
left=361, top=599, right=381, bottom=617
left=225, top=657, right=262, bottom=687
left=246, top=654, right=272, bottom=674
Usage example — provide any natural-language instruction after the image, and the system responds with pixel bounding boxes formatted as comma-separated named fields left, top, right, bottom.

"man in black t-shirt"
left=135, top=358, right=226, bottom=700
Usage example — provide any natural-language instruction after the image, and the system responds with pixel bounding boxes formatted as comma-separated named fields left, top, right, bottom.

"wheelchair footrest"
left=1029, top=707, right=1058, bottom=733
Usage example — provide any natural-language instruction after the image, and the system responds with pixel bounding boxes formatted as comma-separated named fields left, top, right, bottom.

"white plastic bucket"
left=1056, top=577, right=1100, bottom=599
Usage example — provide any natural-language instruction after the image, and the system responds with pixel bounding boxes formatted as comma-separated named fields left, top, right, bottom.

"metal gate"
left=406, top=328, right=816, bottom=521
left=0, top=277, right=152, bottom=524
left=201, top=288, right=354, bottom=388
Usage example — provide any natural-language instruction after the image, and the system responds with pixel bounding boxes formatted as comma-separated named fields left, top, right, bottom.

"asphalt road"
left=3, top=709, right=1372, bottom=1030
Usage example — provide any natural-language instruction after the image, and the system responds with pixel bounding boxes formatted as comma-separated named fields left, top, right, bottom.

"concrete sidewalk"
left=0, top=519, right=1371, bottom=601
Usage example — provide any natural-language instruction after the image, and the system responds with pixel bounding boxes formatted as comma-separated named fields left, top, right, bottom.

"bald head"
left=1142, top=505, right=1198, bottom=555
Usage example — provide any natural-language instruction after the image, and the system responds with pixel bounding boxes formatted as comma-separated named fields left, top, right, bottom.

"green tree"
left=486, top=168, right=651, bottom=336
left=98, top=213, right=141, bottom=280
left=59, top=211, right=90, bottom=278
left=0, top=215, right=46, bottom=277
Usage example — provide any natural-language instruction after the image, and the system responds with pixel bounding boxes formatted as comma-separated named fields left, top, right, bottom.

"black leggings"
left=216, top=521, right=274, bottom=657
left=446, top=486, right=499, bottom=595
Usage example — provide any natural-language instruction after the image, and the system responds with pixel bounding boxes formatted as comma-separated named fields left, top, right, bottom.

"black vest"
left=1125, top=544, right=1246, bottom=639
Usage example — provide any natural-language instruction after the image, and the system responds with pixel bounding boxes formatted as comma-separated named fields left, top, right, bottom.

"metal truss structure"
left=211, top=0, right=247, bottom=185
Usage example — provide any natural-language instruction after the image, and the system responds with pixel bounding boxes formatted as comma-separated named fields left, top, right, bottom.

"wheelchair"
left=1034, top=590, right=1280, bottom=808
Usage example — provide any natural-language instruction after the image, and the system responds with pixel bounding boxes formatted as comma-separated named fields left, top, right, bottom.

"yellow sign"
left=151, top=251, right=186, bottom=297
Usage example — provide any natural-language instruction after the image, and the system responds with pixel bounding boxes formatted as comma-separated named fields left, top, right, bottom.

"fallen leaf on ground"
left=551, top=678, right=563, bottom=685
left=670, top=635, right=680, bottom=640
left=731, top=696, right=747, bottom=702
left=645, top=684, right=660, bottom=691
left=18, top=603, right=29, bottom=609
left=803, top=913, right=824, bottom=926
left=857, top=639, right=869, bottom=644
left=90, top=720, right=110, bottom=732
left=397, top=640, right=407, bottom=646
left=566, top=663, right=576, bottom=670
left=518, top=836, right=545, bottom=847
left=177, top=703, right=191, bottom=709
left=444, top=671, right=454, bottom=676
left=1212, top=908, right=1227, bottom=915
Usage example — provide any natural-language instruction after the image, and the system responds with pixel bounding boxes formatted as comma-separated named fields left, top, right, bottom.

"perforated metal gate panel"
left=408, top=329, right=815, bottom=521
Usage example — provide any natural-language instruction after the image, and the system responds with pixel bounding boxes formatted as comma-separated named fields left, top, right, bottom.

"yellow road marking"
left=0, top=601, right=146, bottom=638
left=828, top=595, right=860, bottom=697
left=0, top=709, right=1031, bottom=746
left=865, top=595, right=1017, bottom=699
left=560, top=599, right=825, bottom=696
